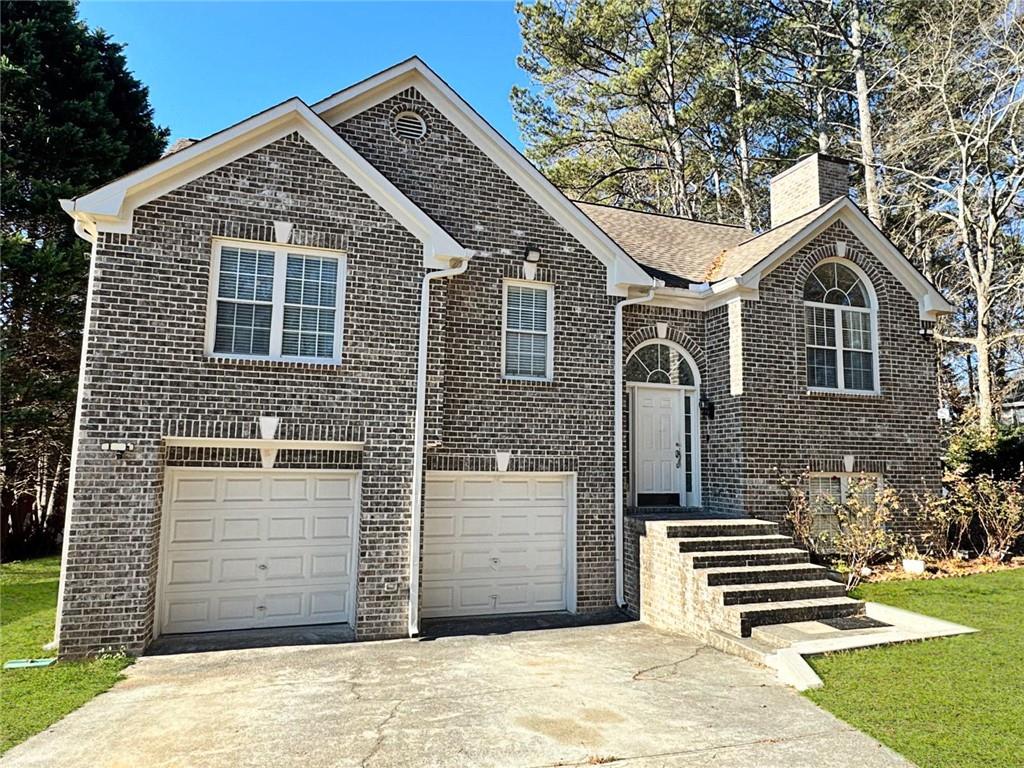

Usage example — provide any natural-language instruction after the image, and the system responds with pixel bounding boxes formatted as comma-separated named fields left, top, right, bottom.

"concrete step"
left=677, top=534, right=793, bottom=553
left=689, top=548, right=810, bottom=570
left=714, top=580, right=848, bottom=606
left=665, top=519, right=779, bottom=538
left=702, top=563, right=831, bottom=587
left=728, top=597, right=864, bottom=637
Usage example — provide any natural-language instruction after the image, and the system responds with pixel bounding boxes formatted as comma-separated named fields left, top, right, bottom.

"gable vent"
left=393, top=110, right=427, bottom=142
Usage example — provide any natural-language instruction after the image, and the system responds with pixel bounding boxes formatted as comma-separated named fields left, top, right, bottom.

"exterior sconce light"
left=524, top=247, right=541, bottom=263
left=699, top=395, right=715, bottom=420
left=100, top=441, right=134, bottom=454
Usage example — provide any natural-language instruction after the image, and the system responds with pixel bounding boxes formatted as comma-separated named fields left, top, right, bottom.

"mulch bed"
left=866, top=555, right=1024, bottom=583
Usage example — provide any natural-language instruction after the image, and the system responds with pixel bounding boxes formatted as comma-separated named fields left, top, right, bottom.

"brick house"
left=55, top=58, right=951, bottom=657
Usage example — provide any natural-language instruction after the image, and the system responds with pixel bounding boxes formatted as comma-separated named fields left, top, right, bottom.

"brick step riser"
left=690, top=551, right=809, bottom=569
left=677, top=537, right=793, bottom=553
left=720, top=584, right=847, bottom=606
left=737, top=603, right=864, bottom=637
left=704, top=567, right=828, bottom=587
left=666, top=524, right=778, bottom=538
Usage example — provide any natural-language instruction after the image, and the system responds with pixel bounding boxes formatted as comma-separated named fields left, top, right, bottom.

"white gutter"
left=408, top=254, right=471, bottom=637
left=613, top=280, right=661, bottom=608
left=52, top=220, right=100, bottom=649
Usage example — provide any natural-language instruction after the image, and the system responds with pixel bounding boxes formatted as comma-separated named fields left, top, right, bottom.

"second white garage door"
left=159, top=469, right=358, bottom=635
left=421, top=473, right=573, bottom=618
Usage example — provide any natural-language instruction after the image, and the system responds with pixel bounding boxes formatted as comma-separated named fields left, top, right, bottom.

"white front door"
left=158, top=469, right=358, bottom=635
left=635, top=386, right=683, bottom=497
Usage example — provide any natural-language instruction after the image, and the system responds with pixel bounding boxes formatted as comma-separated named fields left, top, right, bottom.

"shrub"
left=781, top=471, right=902, bottom=591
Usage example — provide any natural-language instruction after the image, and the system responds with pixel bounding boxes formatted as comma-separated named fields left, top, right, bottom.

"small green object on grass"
left=2, top=556, right=133, bottom=754
left=3, top=658, right=57, bottom=670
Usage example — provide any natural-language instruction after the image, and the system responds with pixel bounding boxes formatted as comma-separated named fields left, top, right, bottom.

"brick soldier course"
left=56, top=57, right=951, bottom=657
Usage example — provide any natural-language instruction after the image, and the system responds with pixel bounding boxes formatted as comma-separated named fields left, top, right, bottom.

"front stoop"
left=631, top=514, right=977, bottom=690
left=634, top=515, right=865, bottom=640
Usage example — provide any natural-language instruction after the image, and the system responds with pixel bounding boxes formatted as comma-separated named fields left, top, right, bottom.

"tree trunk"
left=813, top=36, right=830, bottom=152
left=850, top=3, right=882, bottom=225
left=731, top=50, right=754, bottom=229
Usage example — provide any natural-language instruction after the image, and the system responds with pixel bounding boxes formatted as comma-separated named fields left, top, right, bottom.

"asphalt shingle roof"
left=575, top=199, right=842, bottom=286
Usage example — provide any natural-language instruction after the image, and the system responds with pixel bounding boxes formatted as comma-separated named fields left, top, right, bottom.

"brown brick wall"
left=59, top=133, right=425, bottom=655
left=737, top=220, right=943, bottom=531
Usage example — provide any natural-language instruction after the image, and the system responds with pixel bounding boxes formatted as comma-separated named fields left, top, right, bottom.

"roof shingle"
left=574, top=199, right=843, bottom=286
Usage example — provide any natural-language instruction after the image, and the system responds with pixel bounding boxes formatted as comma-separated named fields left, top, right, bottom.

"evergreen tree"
left=1, top=0, right=168, bottom=559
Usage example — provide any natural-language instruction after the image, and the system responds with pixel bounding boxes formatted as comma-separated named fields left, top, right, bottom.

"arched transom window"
left=803, top=260, right=876, bottom=391
left=625, top=342, right=695, bottom=386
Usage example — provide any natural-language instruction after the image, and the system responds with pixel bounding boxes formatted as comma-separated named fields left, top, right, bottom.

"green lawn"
left=1, top=556, right=132, bottom=754
left=806, top=569, right=1024, bottom=768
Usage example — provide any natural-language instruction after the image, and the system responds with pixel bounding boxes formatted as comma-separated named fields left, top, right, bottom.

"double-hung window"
left=502, top=280, right=554, bottom=380
left=208, top=240, right=345, bottom=363
left=807, top=471, right=882, bottom=538
left=803, top=259, right=877, bottom=392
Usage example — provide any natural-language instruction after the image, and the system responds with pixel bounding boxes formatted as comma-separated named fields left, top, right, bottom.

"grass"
left=1, top=556, right=132, bottom=754
left=805, top=569, right=1024, bottom=768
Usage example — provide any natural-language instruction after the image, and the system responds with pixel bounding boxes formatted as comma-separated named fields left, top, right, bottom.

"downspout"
left=613, top=280, right=661, bottom=608
left=408, top=254, right=471, bottom=637
left=52, top=213, right=98, bottom=649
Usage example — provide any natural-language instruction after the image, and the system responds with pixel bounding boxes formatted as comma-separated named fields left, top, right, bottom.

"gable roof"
left=573, top=196, right=951, bottom=320
left=61, top=98, right=469, bottom=268
left=312, top=57, right=656, bottom=295
left=707, top=203, right=832, bottom=281
left=575, top=202, right=750, bottom=286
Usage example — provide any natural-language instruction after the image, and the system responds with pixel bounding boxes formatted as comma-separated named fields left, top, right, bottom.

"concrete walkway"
left=2, top=622, right=912, bottom=768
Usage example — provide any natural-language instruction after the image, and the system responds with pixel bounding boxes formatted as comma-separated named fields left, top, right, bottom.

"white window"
left=807, top=472, right=882, bottom=537
left=502, top=280, right=554, bottom=380
left=207, top=240, right=345, bottom=363
left=803, top=260, right=877, bottom=392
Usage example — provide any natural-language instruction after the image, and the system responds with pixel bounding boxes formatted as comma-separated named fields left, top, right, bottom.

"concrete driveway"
left=2, top=622, right=911, bottom=768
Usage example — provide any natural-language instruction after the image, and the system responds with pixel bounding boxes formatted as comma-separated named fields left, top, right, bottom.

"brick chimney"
left=769, top=153, right=850, bottom=228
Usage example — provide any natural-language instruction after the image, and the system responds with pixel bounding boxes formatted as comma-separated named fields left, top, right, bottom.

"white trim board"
left=312, top=57, right=656, bottom=297
left=732, top=198, right=952, bottom=321
left=61, top=99, right=469, bottom=269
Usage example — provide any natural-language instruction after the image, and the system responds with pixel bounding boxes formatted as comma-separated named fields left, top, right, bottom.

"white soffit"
left=736, top=198, right=953, bottom=321
left=61, top=98, right=468, bottom=268
left=312, top=57, right=655, bottom=296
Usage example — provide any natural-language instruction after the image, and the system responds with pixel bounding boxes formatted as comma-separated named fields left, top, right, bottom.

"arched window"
left=803, top=260, right=876, bottom=391
left=625, top=342, right=695, bottom=386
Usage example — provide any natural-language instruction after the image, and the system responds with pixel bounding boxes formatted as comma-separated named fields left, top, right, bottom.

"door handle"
left=675, top=442, right=682, bottom=468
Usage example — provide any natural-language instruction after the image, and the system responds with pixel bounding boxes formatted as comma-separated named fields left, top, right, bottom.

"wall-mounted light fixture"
left=524, top=247, right=541, bottom=263
left=100, top=442, right=134, bottom=454
left=698, top=395, right=716, bottom=420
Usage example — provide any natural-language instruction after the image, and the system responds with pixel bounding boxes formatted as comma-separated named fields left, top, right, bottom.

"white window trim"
left=501, top=279, right=554, bottom=382
left=803, top=258, right=880, bottom=395
left=205, top=237, right=347, bottom=364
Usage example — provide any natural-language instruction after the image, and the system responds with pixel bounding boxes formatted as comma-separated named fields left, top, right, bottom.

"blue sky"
left=78, top=1, right=529, bottom=148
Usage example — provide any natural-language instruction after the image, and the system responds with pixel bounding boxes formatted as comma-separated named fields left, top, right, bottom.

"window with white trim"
left=209, top=241, right=345, bottom=363
left=807, top=472, right=882, bottom=538
left=803, top=260, right=877, bottom=392
left=502, top=280, right=553, bottom=380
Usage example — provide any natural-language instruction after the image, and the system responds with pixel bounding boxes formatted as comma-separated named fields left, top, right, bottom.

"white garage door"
left=159, top=469, right=358, bottom=635
left=422, top=473, right=572, bottom=618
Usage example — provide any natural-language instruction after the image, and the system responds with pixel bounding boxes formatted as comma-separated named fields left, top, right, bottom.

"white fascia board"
left=647, top=282, right=758, bottom=312
left=738, top=198, right=952, bottom=321
left=313, top=58, right=656, bottom=296
left=63, top=98, right=468, bottom=267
